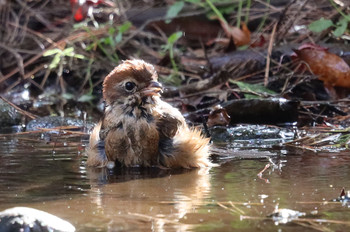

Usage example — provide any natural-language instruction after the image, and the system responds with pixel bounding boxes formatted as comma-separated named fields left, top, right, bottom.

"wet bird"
left=87, top=59, right=212, bottom=168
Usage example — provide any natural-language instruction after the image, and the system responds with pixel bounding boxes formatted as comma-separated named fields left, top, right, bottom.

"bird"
left=86, top=59, right=213, bottom=169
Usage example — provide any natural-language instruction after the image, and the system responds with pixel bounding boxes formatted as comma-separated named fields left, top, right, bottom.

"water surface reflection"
left=0, top=133, right=350, bottom=231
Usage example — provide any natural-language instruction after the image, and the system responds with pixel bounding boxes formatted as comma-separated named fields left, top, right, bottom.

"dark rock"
left=222, top=98, right=299, bottom=125
left=0, top=207, right=75, bottom=232
left=0, top=99, right=22, bottom=127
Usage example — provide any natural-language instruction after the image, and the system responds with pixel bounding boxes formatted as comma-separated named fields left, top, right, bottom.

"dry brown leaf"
left=293, top=44, right=350, bottom=88
left=218, top=19, right=251, bottom=46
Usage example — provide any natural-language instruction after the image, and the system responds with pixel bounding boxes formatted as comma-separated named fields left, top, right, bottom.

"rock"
left=268, top=208, right=305, bottom=225
left=0, top=99, right=22, bottom=127
left=0, top=207, right=75, bottom=232
left=222, top=98, right=299, bottom=125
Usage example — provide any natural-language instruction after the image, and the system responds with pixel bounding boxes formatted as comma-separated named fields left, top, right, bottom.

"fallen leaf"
left=207, top=105, right=231, bottom=127
left=294, top=43, right=328, bottom=51
left=218, top=19, right=251, bottom=46
left=293, top=44, right=350, bottom=88
left=251, top=35, right=266, bottom=48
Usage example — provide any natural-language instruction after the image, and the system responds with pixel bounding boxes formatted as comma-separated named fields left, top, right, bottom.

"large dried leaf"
left=294, top=44, right=350, bottom=88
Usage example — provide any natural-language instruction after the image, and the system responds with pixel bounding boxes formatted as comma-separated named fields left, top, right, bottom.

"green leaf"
left=73, top=22, right=88, bottom=29
left=243, top=93, right=259, bottom=99
left=336, top=133, right=350, bottom=146
left=205, top=2, right=236, bottom=19
left=85, top=42, right=95, bottom=51
left=61, top=93, right=74, bottom=100
left=108, top=27, right=116, bottom=35
left=184, top=0, right=205, bottom=8
left=109, top=35, right=116, bottom=47
left=115, top=21, right=132, bottom=44
left=73, top=54, right=86, bottom=59
left=238, top=45, right=249, bottom=50
left=118, top=21, right=132, bottom=34
left=232, top=81, right=276, bottom=99
left=333, top=17, right=349, bottom=37
left=167, top=31, right=183, bottom=45
left=165, top=1, right=185, bottom=23
left=78, top=94, right=95, bottom=102
left=43, top=48, right=62, bottom=56
left=115, top=33, right=122, bottom=44
left=62, top=47, right=75, bottom=56
left=49, top=54, right=61, bottom=69
left=185, top=0, right=201, bottom=3
left=308, top=18, right=334, bottom=33
left=100, top=37, right=112, bottom=45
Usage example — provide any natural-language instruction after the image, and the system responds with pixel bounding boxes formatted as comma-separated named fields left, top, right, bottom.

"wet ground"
left=0, top=126, right=350, bottom=231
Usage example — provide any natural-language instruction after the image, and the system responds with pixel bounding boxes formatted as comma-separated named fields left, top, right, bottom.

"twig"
left=241, top=215, right=350, bottom=226
left=160, top=201, right=262, bottom=206
left=0, top=126, right=88, bottom=136
left=14, top=0, right=56, bottom=31
left=0, top=42, right=24, bottom=77
left=217, top=202, right=246, bottom=215
left=294, top=221, right=333, bottom=232
left=296, top=201, right=340, bottom=205
left=37, top=127, right=89, bottom=135
left=0, top=96, right=37, bottom=119
left=229, top=201, right=246, bottom=215
left=257, top=163, right=270, bottom=177
left=264, top=22, right=277, bottom=86
left=127, top=212, right=185, bottom=225
left=257, top=163, right=271, bottom=183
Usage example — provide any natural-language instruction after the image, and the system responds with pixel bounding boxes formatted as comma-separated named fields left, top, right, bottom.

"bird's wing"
left=154, top=100, right=212, bottom=168
left=154, top=101, right=186, bottom=164
left=156, top=112, right=183, bottom=138
left=155, top=101, right=185, bottom=139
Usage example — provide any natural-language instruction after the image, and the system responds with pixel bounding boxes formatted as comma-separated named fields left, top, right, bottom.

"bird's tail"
left=86, top=122, right=108, bottom=167
left=161, top=126, right=214, bottom=168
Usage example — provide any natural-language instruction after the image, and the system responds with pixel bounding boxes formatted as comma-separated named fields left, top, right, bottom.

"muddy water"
left=0, top=130, right=350, bottom=231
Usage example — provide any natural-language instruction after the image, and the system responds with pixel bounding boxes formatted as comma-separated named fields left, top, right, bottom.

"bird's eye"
left=124, top=81, right=136, bottom=91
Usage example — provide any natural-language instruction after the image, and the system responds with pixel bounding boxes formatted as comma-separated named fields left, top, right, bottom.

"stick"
left=264, top=22, right=277, bottom=86
left=0, top=96, right=37, bottom=119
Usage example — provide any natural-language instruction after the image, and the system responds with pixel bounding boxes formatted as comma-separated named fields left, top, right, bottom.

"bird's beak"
left=141, top=81, right=163, bottom=96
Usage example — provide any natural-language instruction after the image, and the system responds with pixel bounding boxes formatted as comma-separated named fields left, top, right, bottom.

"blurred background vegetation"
left=0, top=0, right=349, bottom=124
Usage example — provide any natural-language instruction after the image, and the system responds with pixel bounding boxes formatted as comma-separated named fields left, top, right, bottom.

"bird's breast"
left=104, top=115, right=160, bottom=167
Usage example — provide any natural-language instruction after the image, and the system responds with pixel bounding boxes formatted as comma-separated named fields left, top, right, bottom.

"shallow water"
left=0, top=129, right=350, bottom=231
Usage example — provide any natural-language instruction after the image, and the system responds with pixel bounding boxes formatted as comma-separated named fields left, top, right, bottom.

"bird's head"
left=102, top=60, right=163, bottom=107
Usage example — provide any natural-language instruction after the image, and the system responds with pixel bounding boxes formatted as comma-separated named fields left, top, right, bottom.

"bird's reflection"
left=86, top=166, right=212, bottom=231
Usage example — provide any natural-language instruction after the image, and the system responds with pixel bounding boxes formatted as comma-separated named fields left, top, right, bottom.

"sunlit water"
left=0, top=128, right=350, bottom=231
